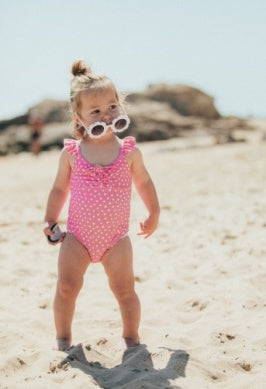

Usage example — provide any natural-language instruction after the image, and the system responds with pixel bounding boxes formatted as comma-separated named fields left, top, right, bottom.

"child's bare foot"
left=110, top=336, right=140, bottom=353
left=56, top=338, right=71, bottom=351
left=124, top=336, right=140, bottom=348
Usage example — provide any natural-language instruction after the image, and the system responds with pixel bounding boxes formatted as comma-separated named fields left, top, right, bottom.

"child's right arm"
left=43, top=149, right=71, bottom=243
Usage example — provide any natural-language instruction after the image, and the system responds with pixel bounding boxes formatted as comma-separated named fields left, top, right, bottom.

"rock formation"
left=0, top=84, right=261, bottom=155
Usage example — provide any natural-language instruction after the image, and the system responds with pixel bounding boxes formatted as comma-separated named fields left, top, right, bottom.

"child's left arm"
left=129, top=147, right=160, bottom=238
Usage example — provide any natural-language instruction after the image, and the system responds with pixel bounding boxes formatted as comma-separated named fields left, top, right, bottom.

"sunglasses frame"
left=77, top=114, right=130, bottom=139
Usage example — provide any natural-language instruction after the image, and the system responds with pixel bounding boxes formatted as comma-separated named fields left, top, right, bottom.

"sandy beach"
left=0, top=137, right=266, bottom=388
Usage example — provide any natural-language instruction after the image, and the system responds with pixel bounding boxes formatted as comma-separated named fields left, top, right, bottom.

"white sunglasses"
left=77, top=114, right=130, bottom=139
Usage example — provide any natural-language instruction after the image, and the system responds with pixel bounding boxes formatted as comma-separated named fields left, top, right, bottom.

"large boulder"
left=0, top=83, right=259, bottom=155
left=0, top=114, right=28, bottom=131
left=143, top=84, right=220, bottom=119
left=0, top=99, right=70, bottom=131
left=28, top=99, right=70, bottom=123
left=126, top=96, right=203, bottom=141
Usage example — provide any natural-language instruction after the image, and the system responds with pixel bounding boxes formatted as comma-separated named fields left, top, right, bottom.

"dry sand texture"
left=0, top=137, right=266, bottom=388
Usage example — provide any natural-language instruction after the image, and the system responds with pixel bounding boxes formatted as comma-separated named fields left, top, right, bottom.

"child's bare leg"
left=54, top=233, right=90, bottom=350
left=102, top=236, right=141, bottom=347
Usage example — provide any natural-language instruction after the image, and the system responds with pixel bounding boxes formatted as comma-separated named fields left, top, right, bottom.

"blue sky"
left=0, top=0, right=265, bottom=119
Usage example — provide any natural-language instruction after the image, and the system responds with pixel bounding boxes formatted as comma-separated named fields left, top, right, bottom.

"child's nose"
left=102, top=111, right=113, bottom=123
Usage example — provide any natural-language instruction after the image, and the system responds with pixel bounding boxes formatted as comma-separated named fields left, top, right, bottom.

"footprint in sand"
left=239, top=362, right=252, bottom=372
left=216, top=332, right=236, bottom=343
left=191, top=300, right=208, bottom=311
left=232, top=358, right=253, bottom=373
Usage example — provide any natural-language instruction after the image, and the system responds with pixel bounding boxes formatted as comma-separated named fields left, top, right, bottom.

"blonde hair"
left=70, top=60, right=122, bottom=139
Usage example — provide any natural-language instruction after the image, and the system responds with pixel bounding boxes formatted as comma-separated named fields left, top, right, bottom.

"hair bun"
left=71, top=60, right=92, bottom=76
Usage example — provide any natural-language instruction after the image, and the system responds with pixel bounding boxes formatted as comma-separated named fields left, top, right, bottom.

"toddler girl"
left=44, top=60, right=160, bottom=351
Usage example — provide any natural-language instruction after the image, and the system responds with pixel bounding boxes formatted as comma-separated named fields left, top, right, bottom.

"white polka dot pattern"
left=63, top=136, right=136, bottom=263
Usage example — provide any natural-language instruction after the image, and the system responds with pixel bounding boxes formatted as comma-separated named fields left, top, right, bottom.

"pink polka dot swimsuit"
left=63, top=136, right=136, bottom=263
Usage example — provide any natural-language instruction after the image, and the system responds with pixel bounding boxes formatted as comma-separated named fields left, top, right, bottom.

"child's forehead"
left=81, top=88, right=118, bottom=107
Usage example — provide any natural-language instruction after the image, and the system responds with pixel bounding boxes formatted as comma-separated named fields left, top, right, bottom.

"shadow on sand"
left=58, top=343, right=189, bottom=389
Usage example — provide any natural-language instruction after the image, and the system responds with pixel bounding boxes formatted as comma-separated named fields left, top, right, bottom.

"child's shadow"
left=59, top=343, right=189, bottom=389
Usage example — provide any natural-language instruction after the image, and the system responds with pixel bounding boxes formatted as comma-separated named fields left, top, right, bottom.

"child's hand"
left=137, top=214, right=159, bottom=239
left=43, top=224, right=66, bottom=245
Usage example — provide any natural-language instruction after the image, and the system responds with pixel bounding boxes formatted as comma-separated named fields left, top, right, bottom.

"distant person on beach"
left=28, top=109, right=44, bottom=155
left=43, top=60, right=160, bottom=351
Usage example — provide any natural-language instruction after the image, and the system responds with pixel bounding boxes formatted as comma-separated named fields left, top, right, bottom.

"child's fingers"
left=137, top=222, right=147, bottom=233
left=47, top=239, right=59, bottom=246
left=59, top=232, right=67, bottom=242
left=137, top=222, right=153, bottom=238
left=43, top=227, right=66, bottom=245
left=137, top=232, right=150, bottom=238
left=137, top=230, right=146, bottom=236
left=43, top=227, right=53, bottom=237
left=137, top=231, right=152, bottom=239
left=47, top=236, right=64, bottom=245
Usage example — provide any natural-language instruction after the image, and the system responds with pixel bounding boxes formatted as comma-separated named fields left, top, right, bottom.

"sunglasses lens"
left=91, top=124, right=105, bottom=137
left=114, top=118, right=128, bottom=131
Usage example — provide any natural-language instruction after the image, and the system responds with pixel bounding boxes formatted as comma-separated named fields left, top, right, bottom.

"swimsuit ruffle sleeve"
left=123, top=136, right=136, bottom=155
left=63, top=138, right=79, bottom=156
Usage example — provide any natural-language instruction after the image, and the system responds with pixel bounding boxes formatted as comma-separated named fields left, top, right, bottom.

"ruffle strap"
left=123, top=136, right=136, bottom=155
left=63, top=138, right=79, bottom=156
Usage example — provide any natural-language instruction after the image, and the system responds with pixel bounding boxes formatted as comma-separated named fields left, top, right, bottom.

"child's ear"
left=72, top=113, right=78, bottom=122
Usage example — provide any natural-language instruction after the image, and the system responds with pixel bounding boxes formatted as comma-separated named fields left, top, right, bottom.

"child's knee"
left=111, top=284, right=136, bottom=302
left=57, top=279, right=82, bottom=298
